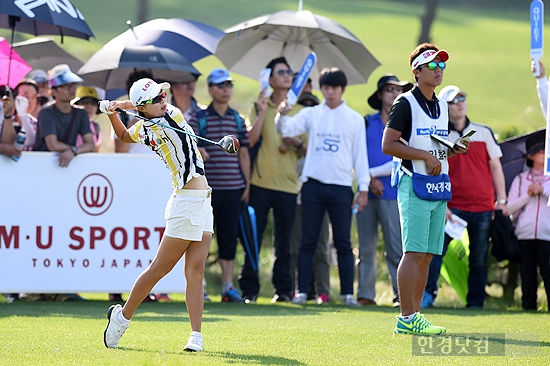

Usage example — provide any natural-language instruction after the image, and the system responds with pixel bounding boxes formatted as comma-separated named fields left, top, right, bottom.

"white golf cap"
left=411, top=49, right=449, bottom=70
left=48, top=64, right=83, bottom=87
left=438, top=85, right=467, bottom=103
left=129, top=78, right=170, bottom=107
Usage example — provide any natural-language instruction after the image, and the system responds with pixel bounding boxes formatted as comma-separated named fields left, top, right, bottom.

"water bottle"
left=351, top=203, right=359, bottom=215
left=13, top=129, right=26, bottom=161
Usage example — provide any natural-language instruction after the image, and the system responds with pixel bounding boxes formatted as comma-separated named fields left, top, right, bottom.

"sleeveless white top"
left=401, top=92, right=449, bottom=176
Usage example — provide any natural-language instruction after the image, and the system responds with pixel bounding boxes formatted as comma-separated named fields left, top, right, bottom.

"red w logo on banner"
left=77, top=173, right=114, bottom=216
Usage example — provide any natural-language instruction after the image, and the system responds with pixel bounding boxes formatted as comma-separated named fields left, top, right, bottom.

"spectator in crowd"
left=421, top=84, right=507, bottom=309
left=170, top=74, right=203, bottom=122
left=288, top=78, right=332, bottom=303
left=276, top=67, right=369, bottom=306
left=72, top=86, right=102, bottom=152
left=13, top=79, right=39, bottom=149
left=382, top=43, right=466, bottom=334
left=188, top=68, right=250, bottom=303
left=239, top=57, right=305, bottom=303
left=101, top=78, right=211, bottom=352
left=295, top=77, right=319, bottom=107
left=26, top=69, right=50, bottom=112
left=33, top=64, right=94, bottom=167
left=507, top=130, right=550, bottom=311
left=356, top=74, right=410, bottom=306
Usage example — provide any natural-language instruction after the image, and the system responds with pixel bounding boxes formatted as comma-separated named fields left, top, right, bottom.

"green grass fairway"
left=0, top=297, right=548, bottom=365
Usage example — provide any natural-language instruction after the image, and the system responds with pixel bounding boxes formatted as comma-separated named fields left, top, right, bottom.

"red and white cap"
left=129, top=78, right=170, bottom=107
left=411, top=49, right=449, bottom=70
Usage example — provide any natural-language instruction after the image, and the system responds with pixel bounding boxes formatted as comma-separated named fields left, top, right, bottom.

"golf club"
left=115, top=108, right=240, bottom=154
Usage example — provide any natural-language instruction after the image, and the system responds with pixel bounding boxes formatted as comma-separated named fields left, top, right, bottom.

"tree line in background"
left=132, top=0, right=537, bottom=53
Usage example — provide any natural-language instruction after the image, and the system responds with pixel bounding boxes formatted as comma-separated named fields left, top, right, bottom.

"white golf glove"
left=98, top=100, right=116, bottom=115
left=15, top=95, right=29, bottom=116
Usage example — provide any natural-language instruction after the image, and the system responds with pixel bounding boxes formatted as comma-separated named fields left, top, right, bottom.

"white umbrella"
left=215, top=10, right=380, bottom=87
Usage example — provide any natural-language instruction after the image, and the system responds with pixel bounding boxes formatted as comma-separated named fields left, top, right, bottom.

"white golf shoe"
left=103, top=304, right=129, bottom=348
left=183, top=331, right=204, bottom=352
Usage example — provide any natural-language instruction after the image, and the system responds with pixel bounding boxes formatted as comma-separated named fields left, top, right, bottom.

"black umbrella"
left=499, top=128, right=546, bottom=193
left=0, top=1, right=94, bottom=42
left=77, top=45, right=200, bottom=90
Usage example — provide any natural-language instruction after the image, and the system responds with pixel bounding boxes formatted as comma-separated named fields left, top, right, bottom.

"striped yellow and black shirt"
left=128, top=104, right=205, bottom=190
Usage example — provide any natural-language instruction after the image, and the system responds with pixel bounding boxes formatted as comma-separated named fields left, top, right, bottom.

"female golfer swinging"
left=100, top=78, right=212, bottom=352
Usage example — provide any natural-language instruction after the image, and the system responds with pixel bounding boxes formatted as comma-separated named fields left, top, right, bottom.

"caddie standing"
left=382, top=43, right=469, bottom=335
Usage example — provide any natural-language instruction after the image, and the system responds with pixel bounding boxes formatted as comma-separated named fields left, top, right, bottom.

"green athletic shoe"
left=394, top=313, right=446, bottom=335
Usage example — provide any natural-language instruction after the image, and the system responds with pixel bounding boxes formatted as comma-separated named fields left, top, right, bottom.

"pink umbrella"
left=0, top=36, right=32, bottom=88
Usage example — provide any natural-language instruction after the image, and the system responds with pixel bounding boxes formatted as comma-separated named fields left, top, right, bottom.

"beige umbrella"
left=216, top=10, right=380, bottom=87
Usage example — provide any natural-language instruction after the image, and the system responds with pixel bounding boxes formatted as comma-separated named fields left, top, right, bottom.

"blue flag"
left=531, top=0, right=544, bottom=59
left=286, top=52, right=317, bottom=106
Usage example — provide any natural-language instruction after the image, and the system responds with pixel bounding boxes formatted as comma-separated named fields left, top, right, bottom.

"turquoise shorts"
left=397, top=175, right=446, bottom=254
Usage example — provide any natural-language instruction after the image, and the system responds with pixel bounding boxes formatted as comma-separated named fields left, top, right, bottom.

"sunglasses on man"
left=449, top=95, right=466, bottom=105
left=274, top=69, right=293, bottom=76
left=418, top=61, right=446, bottom=71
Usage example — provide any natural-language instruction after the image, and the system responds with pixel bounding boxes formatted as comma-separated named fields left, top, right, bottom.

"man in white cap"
left=421, top=84, right=508, bottom=309
left=33, top=64, right=94, bottom=167
left=382, top=43, right=468, bottom=334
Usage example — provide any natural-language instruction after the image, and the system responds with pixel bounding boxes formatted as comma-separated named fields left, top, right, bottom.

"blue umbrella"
left=105, top=18, right=223, bottom=63
left=0, top=0, right=94, bottom=41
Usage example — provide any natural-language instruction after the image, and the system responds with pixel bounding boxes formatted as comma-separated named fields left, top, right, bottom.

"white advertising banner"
left=0, top=152, right=187, bottom=293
